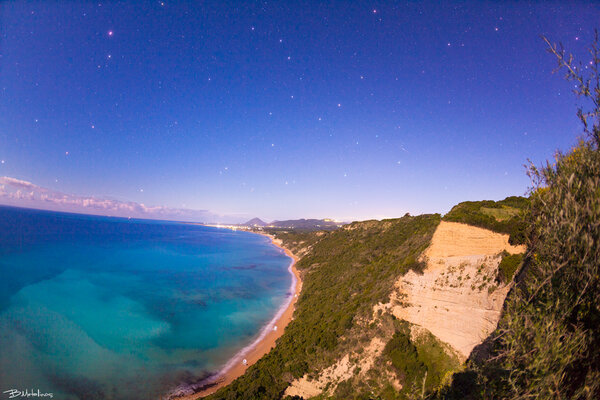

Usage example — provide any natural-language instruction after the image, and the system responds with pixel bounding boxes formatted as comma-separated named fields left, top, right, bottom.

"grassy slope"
left=380, top=321, right=461, bottom=399
left=442, top=196, right=529, bottom=244
left=205, top=214, right=445, bottom=400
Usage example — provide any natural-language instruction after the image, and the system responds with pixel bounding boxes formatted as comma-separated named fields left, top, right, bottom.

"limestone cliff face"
left=285, top=221, right=525, bottom=398
left=380, top=221, right=525, bottom=360
left=284, top=337, right=389, bottom=399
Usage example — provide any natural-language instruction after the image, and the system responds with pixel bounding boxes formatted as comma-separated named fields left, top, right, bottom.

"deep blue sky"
left=1, top=1, right=598, bottom=221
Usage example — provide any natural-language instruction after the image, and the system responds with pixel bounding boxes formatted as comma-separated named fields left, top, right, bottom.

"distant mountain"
left=268, top=218, right=345, bottom=230
left=243, top=217, right=267, bottom=227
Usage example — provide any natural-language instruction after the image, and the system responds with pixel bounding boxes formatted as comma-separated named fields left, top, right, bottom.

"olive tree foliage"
left=475, top=32, right=600, bottom=400
left=543, top=31, right=600, bottom=146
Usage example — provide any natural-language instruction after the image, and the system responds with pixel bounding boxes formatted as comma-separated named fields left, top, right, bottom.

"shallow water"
left=0, top=206, right=292, bottom=400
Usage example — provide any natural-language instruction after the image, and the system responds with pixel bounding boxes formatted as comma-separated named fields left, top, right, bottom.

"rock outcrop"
left=383, top=221, right=525, bottom=360
left=285, top=220, right=526, bottom=398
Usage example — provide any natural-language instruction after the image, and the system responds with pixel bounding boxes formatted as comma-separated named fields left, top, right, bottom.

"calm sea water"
left=0, top=206, right=292, bottom=400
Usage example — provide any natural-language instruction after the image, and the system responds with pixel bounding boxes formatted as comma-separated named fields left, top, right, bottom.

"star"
left=1, top=160, right=4, bottom=164
left=108, top=30, right=113, bottom=36
left=65, top=151, right=69, bottom=155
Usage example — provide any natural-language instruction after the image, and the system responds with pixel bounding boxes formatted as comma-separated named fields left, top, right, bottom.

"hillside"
left=382, top=221, right=525, bottom=360
left=268, top=218, right=344, bottom=231
left=206, top=214, right=442, bottom=399
left=244, top=218, right=268, bottom=227
left=442, top=196, right=529, bottom=244
left=203, top=198, right=530, bottom=400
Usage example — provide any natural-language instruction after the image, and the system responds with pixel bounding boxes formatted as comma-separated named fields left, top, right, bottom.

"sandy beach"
left=172, top=231, right=301, bottom=399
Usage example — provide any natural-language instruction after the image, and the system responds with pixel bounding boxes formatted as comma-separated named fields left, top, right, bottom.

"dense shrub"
left=495, top=252, right=523, bottom=284
left=385, top=328, right=426, bottom=394
left=443, top=196, right=529, bottom=244
left=383, top=321, right=460, bottom=399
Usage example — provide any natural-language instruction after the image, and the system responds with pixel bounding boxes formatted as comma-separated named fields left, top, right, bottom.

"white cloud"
left=0, top=176, right=244, bottom=223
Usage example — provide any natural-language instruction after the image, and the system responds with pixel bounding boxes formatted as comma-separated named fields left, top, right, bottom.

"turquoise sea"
left=0, top=206, right=293, bottom=400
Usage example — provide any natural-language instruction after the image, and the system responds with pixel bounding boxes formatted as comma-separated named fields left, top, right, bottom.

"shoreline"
left=170, top=230, right=301, bottom=399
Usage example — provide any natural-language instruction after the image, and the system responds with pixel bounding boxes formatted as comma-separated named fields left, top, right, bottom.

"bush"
left=385, top=330, right=426, bottom=390
left=495, top=252, right=523, bottom=284
left=384, top=321, right=461, bottom=399
left=485, top=139, right=600, bottom=399
left=442, top=196, right=529, bottom=244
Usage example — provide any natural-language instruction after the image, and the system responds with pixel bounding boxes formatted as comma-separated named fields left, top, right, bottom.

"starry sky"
left=1, top=1, right=599, bottom=222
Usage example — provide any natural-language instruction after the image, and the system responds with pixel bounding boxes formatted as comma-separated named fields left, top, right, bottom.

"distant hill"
left=243, top=217, right=267, bottom=227
left=268, top=218, right=345, bottom=230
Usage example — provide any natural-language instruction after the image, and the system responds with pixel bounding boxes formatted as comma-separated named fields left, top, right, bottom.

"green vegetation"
left=479, top=206, right=520, bottom=221
left=442, top=196, right=529, bottom=244
left=385, top=328, right=426, bottom=397
left=434, top=34, right=600, bottom=400
left=265, top=229, right=324, bottom=255
left=412, top=328, right=462, bottom=392
left=205, top=214, right=441, bottom=400
left=268, top=219, right=343, bottom=231
left=495, top=251, right=523, bottom=284
left=384, top=321, right=461, bottom=399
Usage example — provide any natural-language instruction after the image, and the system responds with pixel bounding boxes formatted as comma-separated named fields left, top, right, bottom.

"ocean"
left=0, top=206, right=293, bottom=400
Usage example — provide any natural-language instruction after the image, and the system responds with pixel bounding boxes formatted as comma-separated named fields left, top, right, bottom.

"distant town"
left=204, top=217, right=347, bottom=232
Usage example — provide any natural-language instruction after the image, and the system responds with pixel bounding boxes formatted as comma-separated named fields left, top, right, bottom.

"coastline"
left=171, top=230, right=301, bottom=399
